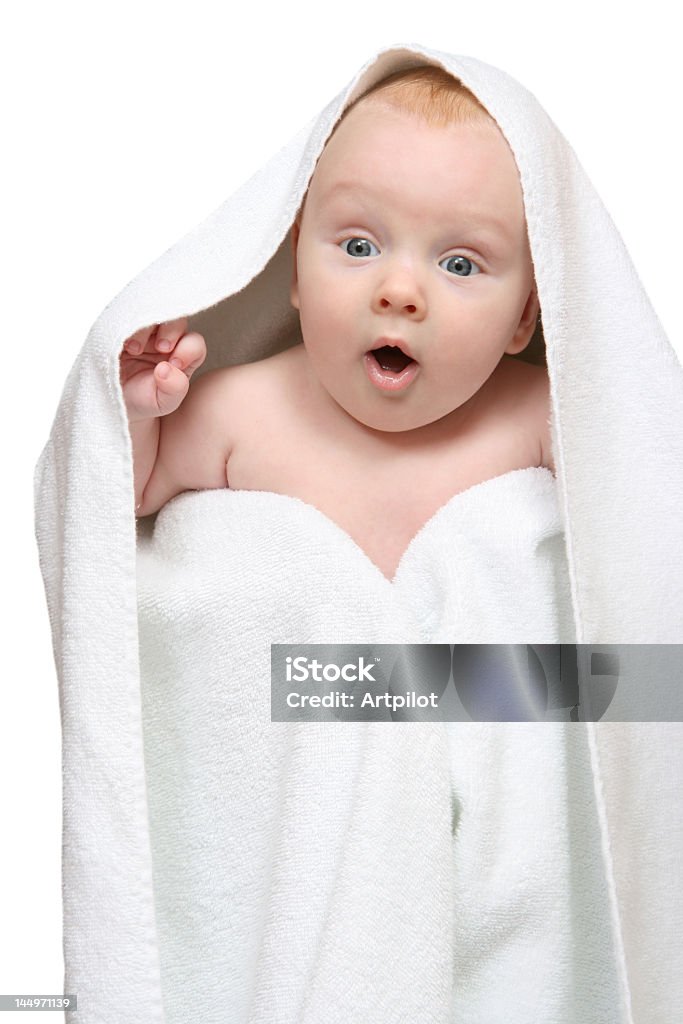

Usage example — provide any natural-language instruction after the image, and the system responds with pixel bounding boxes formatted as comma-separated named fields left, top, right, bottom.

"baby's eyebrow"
left=448, top=213, right=515, bottom=244
left=321, top=181, right=376, bottom=206
left=322, top=181, right=514, bottom=244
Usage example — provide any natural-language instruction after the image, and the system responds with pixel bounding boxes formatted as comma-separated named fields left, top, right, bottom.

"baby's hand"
left=119, top=317, right=207, bottom=423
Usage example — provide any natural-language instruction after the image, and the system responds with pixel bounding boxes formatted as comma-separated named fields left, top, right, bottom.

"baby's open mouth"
left=368, top=344, right=416, bottom=373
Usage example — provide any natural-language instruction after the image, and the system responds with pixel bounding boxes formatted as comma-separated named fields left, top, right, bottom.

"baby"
left=120, top=66, right=553, bottom=582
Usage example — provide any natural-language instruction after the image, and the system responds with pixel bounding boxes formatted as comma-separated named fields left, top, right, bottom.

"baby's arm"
left=134, top=368, right=237, bottom=516
left=120, top=319, right=235, bottom=516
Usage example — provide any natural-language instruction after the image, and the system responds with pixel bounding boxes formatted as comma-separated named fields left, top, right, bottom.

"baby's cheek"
left=303, top=301, right=345, bottom=344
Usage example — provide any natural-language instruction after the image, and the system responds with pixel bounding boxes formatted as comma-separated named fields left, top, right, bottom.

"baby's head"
left=290, top=66, right=540, bottom=433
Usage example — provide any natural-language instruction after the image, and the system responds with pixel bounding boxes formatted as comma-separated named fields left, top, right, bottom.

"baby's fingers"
left=153, top=360, right=190, bottom=416
left=123, top=317, right=189, bottom=357
left=123, top=323, right=158, bottom=356
left=165, top=331, right=207, bottom=376
left=153, top=317, right=190, bottom=356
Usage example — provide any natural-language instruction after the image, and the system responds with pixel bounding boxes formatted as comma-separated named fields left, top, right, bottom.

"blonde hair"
left=340, top=64, right=496, bottom=130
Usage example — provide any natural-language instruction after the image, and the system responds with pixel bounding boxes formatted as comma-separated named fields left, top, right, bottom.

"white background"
left=2, top=0, right=680, bottom=1015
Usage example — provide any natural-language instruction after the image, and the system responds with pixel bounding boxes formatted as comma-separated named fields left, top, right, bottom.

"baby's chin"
left=333, top=393, right=452, bottom=436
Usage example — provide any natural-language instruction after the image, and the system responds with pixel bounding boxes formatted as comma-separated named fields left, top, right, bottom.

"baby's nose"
left=372, top=267, right=426, bottom=318
left=378, top=296, right=419, bottom=314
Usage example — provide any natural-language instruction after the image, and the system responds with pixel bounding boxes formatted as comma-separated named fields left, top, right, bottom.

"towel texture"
left=34, top=42, right=683, bottom=1023
left=135, top=467, right=615, bottom=1022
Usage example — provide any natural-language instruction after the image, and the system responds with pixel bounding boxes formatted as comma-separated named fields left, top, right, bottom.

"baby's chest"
left=315, top=488, right=452, bottom=580
left=227, top=435, right=540, bottom=581
left=225, top=355, right=544, bottom=579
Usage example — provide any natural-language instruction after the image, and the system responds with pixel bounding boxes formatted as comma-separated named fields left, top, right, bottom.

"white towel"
left=34, top=42, right=683, bottom=1023
left=135, top=467, right=610, bottom=1022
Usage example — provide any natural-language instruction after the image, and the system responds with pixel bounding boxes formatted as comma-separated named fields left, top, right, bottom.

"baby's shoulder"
left=192, top=345, right=293, bottom=410
left=490, top=356, right=554, bottom=472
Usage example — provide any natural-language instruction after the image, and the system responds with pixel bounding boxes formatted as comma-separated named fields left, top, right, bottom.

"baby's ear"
left=506, top=285, right=540, bottom=355
left=290, top=220, right=300, bottom=311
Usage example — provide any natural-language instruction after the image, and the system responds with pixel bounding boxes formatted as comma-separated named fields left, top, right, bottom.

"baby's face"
left=290, top=100, right=539, bottom=433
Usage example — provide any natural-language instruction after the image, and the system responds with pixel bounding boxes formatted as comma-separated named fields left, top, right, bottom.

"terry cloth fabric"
left=134, top=466, right=596, bottom=1024
left=34, top=42, right=683, bottom=1024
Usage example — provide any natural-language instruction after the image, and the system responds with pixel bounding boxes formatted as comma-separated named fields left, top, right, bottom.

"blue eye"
left=440, top=254, right=481, bottom=277
left=340, top=237, right=380, bottom=258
